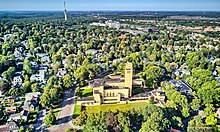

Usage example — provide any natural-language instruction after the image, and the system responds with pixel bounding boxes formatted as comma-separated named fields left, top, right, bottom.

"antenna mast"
left=64, top=1, right=67, bottom=21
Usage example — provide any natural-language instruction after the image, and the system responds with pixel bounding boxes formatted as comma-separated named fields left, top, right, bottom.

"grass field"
left=86, top=102, right=150, bottom=113
left=82, top=88, right=93, bottom=97
left=74, top=105, right=81, bottom=115
left=73, top=105, right=81, bottom=118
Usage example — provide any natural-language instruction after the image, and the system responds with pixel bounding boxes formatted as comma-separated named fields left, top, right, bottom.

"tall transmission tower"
left=64, top=1, right=67, bottom=21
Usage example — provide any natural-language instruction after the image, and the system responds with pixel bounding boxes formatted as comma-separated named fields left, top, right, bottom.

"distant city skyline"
left=0, top=0, right=220, bottom=11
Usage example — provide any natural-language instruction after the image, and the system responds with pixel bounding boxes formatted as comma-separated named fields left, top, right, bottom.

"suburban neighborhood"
left=0, top=3, right=220, bottom=132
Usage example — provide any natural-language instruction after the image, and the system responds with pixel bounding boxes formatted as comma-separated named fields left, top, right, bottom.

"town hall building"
left=77, top=62, right=165, bottom=106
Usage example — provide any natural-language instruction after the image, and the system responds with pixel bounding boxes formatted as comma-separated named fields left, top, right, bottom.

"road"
left=47, top=89, right=82, bottom=132
left=35, top=108, right=46, bottom=132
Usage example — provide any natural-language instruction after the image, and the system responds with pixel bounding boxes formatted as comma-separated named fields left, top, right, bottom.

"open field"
left=86, top=102, right=150, bottom=113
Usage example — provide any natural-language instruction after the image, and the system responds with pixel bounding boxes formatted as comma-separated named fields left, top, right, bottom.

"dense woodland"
left=0, top=11, right=220, bottom=131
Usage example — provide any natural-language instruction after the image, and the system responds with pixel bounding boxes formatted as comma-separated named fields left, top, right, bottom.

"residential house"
left=198, top=110, right=206, bottom=119
left=14, top=49, right=22, bottom=61
left=6, top=106, right=16, bottom=114
left=62, top=59, right=68, bottom=67
left=23, top=100, right=38, bottom=111
left=41, top=56, right=50, bottom=62
left=23, top=92, right=40, bottom=111
left=169, top=80, right=193, bottom=95
left=36, top=53, right=47, bottom=57
left=170, top=127, right=181, bottom=132
left=8, top=113, right=22, bottom=121
left=0, top=89, right=2, bottom=96
left=0, top=73, right=3, bottom=81
left=113, top=58, right=124, bottom=65
left=181, top=69, right=191, bottom=77
left=30, top=74, right=45, bottom=83
left=39, top=66, right=48, bottom=73
left=36, top=53, right=51, bottom=62
left=215, top=77, right=220, bottom=83
left=0, top=121, right=19, bottom=132
left=85, top=49, right=98, bottom=55
left=30, top=62, right=39, bottom=68
left=8, top=110, right=28, bottom=122
left=12, top=75, right=22, bottom=87
left=25, top=92, right=40, bottom=101
left=57, top=68, right=67, bottom=78
left=3, top=96, right=15, bottom=104
left=21, top=40, right=28, bottom=49
left=216, top=108, right=220, bottom=120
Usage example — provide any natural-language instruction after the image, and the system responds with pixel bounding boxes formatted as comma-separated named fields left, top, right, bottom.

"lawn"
left=73, top=105, right=81, bottom=118
left=82, top=88, right=93, bottom=97
left=52, top=107, right=61, bottom=119
left=86, top=102, right=150, bottom=113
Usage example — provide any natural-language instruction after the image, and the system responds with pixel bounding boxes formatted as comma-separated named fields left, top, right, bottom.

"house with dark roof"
left=23, top=100, right=38, bottom=111
left=169, top=80, right=193, bottom=95
left=6, top=106, right=16, bottom=114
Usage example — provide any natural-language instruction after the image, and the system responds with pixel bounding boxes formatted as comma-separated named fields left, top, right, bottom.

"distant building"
left=148, top=27, right=159, bottom=32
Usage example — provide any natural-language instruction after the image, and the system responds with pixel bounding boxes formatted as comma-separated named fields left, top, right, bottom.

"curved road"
left=47, top=89, right=82, bottom=132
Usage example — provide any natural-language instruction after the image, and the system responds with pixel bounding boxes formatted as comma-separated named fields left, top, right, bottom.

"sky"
left=0, top=0, right=220, bottom=11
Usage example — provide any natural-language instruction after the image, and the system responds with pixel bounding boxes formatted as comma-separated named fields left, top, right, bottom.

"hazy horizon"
left=0, top=0, right=220, bottom=11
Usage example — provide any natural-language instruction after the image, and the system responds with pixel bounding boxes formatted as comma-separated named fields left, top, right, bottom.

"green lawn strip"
left=82, top=88, right=93, bottom=97
left=52, top=107, right=61, bottom=119
left=28, top=111, right=38, bottom=124
left=86, top=102, right=150, bottom=113
left=73, top=104, right=81, bottom=119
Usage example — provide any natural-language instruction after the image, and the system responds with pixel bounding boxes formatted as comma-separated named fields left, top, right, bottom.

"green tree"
left=9, top=88, right=19, bottom=96
left=142, top=65, right=163, bottom=88
left=117, top=112, right=131, bottom=132
left=63, top=74, right=74, bottom=89
left=45, top=111, right=56, bottom=127
left=23, top=59, right=33, bottom=75
left=205, top=114, right=217, bottom=126
left=31, top=83, right=39, bottom=92
left=191, top=98, right=201, bottom=111
left=19, top=126, right=25, bottom=132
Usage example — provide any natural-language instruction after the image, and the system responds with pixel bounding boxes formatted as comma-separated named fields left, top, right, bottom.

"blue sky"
left=0, top=0, right=220, bottom=11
